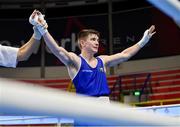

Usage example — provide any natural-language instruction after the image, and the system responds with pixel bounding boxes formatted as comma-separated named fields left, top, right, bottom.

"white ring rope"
left=0, top=78, right=180, bottom=126
left=147, top=0, right=180, bottom=27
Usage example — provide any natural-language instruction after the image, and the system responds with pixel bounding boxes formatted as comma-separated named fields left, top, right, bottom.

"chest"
left=83, top=58, right=98, bottom=68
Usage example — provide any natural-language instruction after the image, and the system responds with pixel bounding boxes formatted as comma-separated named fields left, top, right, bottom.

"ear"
left=80, top=39, right=86, bottom=48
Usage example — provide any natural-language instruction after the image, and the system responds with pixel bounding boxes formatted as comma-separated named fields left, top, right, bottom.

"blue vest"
left=72, top=55, right=110, bottom=97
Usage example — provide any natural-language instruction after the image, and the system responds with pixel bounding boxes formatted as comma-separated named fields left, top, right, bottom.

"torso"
left=67, top=54, right=101, bottom=80
left=71, top=55, right=110, bottom=96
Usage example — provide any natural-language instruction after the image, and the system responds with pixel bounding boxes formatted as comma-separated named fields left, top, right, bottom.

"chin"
left=93, top=50, right=98, bottom=54
left=93, top=48, right=98, bottom=52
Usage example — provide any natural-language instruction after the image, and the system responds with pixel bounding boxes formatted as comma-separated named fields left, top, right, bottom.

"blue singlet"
left=72, top=55, right=110, bottom=97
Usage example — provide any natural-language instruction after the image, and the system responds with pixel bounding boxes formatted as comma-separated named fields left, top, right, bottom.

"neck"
left=81, top=50, right=95, bottom=61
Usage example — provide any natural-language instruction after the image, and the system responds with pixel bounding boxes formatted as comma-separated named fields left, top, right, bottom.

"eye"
left=91, top=38, right=99, bottom=42
left=91, top=38, right=96, bottom=41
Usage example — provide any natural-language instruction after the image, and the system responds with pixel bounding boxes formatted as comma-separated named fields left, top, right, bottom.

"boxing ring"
left=0, top=0, right=180, bottom=126
left=0, top=78, right=180, bottom=126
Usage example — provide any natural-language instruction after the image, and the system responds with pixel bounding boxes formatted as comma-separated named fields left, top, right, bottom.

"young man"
left=29, top=10, right=156, bottom=100
left=0, top=11, right=42, bottom=68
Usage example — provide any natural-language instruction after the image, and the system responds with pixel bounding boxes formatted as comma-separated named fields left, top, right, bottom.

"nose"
left=95, top=40, right=99, bottom=46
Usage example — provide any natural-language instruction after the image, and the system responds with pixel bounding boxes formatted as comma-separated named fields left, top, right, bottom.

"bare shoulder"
left=69, top=52, right=78, bottom=57
left=98, top=55, right=107, bottom=59
left=98, top=55, right=109, bottom=65
left=68, top=52, right=81, bottom=66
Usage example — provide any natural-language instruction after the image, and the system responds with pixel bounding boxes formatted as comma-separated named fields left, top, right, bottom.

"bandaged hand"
left=137, top=25, right=156, bottom=48
left=29, top=9, right=48, bottom=36
left=29, top=10, right=40, bottom=26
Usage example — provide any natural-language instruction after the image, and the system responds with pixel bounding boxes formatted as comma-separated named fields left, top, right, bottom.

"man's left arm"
left=100, top=25, right=156, bottom=67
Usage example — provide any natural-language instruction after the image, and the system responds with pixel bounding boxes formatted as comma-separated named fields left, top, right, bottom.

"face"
left=81, top=33, right=99, bottom=54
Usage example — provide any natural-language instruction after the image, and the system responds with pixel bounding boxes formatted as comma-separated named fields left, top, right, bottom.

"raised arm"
left=42, top=31, right=79, bottom=66
left=17, top=27, right=41, bottom=61
left=29, top=10, right=79, bottom=66
left=100, top=25, right=156, bottom=67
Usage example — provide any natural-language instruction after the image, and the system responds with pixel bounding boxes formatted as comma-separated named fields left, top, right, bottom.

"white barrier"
left=0, top=78, right=180, bottom=126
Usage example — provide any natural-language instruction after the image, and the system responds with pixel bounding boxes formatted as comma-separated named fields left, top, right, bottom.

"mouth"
left=93, top=46, right=99, bottom=49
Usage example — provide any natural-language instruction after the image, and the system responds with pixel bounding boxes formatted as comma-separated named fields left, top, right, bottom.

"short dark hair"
left=77, top=29, right=100, bottom=49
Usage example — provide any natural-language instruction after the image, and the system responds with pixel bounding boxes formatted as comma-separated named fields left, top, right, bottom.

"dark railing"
left=110, top=73, right=152, bottom=102
left=110, top=76, right=122, bottom=101
left=139, top=73, right=152, bottom=102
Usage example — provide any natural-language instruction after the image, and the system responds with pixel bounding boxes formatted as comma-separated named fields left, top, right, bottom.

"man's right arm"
left=42, top=31, right=81, bottom=80
left=29, top=10, right=80, bottom=66
left=42, top=31, right=79, bottom=66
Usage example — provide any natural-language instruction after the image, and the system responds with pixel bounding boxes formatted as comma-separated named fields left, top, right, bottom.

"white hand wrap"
left=32, top=26, right=41, bottom=40
left=137, top=30, right=151, bottom=48
left=29, top=11, right=48, bottom=36
left=29, top=14, right=39, bottom=26
left=37, top=14, right=48, bottom=35
left=37, top=24, right=48, bottom=35
left=39, top=14, right=46, bottom=25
